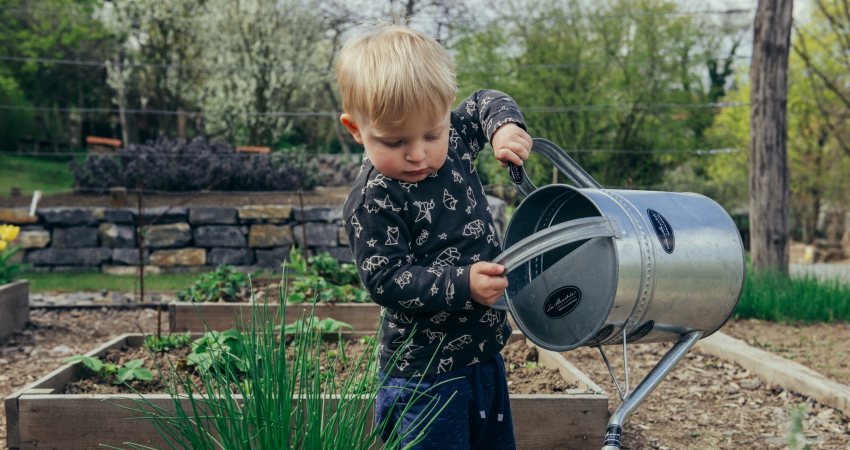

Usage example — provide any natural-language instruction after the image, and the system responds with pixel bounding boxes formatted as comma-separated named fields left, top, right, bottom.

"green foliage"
left=177, top=254, right=370, bottom=304
left=286, top=244, right=309, bottom=276
left=186, top=329, right=250, bottom=378
left=282, top=317, right=353, bottom=336
left=732, top=268, right=850, bottom=323
left=63, top=354, right=104, bottom=373
left=143, top=332, right=192, bottom=352
left=455, top=0, right=749, bottom=194
left=0, top=155, right=77, bottom=195
left=0, top=0, right=118, bottom=151
left=117, top=359, right=155, bottom=382
left=24, top=271, right=207, bottom=293
left=786, top=404, right=810, bottom=450
left=123, top=293, right=450, bottom=449
left=0, top=224, right=27, bottom=284
left=176, top=265, right=251, bottom=303
left=282, top=247, right=370, bottom=304
left=0, top=245, right=26, bottom=285
left=62, top=354, right=153, bottom=383
left=0, top=72, right=34, bottom=151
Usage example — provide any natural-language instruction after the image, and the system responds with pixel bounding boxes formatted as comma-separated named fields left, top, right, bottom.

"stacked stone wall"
left=1, top=196, right=506, bottom=274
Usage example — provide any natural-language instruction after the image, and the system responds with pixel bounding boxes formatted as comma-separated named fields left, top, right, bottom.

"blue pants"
left=374, top=354, right=516, bottom=450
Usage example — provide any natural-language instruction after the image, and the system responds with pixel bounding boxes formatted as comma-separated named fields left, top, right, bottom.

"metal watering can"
left=492, top=139, right=745, bottom=450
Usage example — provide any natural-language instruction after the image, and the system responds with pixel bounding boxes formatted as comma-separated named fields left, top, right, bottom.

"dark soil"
left=3, top=309, right=850, bottom=449
left=60, top=336, right=573, bottom=396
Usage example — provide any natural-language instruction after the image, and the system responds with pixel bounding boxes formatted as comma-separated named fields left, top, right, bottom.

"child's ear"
left=340, top=114, right=364, bottom=144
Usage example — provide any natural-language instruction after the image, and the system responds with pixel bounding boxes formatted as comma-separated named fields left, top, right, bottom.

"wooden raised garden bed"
left=0, top=280, right=28, bottom=341
left=169, top=301, right=383, bottom=332
left=5, top=332, right=608, bottom=450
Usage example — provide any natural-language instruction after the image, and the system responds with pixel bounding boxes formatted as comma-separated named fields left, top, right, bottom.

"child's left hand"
left=491, top=123, right=533, bottom=168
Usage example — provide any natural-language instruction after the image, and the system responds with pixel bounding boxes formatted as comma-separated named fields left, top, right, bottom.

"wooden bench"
left=85, top=136, right=122, bottom=154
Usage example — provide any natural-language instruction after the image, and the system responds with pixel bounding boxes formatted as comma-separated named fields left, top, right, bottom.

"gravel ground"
left=2, top=309, right=849, bottom=449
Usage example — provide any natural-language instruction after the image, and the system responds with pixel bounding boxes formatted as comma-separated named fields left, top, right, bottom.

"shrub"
left=70, top=136, right=326, bottom=192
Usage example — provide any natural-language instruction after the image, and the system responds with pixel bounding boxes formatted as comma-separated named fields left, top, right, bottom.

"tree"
left=452, top=0, right=748, bottom=190
left=0, top=0, right=117, bottom=151
left=749, top=0, right=793, bottom=274
left=792, top=0, right=850, bottom=243
left=103, top=0, right=206, bottom=143
left=198, top=0, right=329, bottom=147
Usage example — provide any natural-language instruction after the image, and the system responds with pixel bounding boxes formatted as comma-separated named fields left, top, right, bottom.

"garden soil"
left=2, top=308, right=849, bottom=449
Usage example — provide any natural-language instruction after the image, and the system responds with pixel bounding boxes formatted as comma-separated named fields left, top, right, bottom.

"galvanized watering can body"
left=493, top=139, right=745, bottom=352
left=492, top=139, right=746, bottom=449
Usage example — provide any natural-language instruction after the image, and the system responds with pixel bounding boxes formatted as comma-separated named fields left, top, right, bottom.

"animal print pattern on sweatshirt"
left=343, top=90, right=524, bottom=377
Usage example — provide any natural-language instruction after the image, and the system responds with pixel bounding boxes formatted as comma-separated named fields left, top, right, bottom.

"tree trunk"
left=749, top=0, right=794, bottom=274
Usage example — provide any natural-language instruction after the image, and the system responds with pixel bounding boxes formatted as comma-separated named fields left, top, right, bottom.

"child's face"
left=340, top=108, right=451, bottom=183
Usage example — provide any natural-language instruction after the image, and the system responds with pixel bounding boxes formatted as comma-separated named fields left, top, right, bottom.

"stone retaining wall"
left=1, top=197, right=506, bottom=274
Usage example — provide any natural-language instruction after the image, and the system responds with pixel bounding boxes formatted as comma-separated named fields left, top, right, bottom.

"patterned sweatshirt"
left=342, top=90, right=525, bottom=378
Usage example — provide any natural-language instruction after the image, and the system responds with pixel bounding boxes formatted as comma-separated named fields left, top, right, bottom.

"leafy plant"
left=286, top=244, right=309, bottom=276
left=185, top=329, right=250, bottom=378
left=0, top=224, right=28, bottom=284
left=786, top=404, right=810, bottom=450
left=117, top=359, right=155, bottom=382
left=62, top=355, right=153, bottom=383
left=282, top=247, right=370, bottom=304
left=143, top=332, right=192, bottom=352
left=282, top=317, right=353, bottom=336
left=177, top=265, right=251, bottom=303
left=309, top=251, right=360, bottom=286
left=69, top=136, right=331, bottom=192
left=122, top=274, right=453, bottom=449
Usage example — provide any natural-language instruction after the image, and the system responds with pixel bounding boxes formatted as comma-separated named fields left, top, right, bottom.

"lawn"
left=0, top=154, right=77, bottom=195
left=24, top=271, right=208, bottom=293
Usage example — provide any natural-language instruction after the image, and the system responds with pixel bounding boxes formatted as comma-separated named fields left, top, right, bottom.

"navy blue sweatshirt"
left=343, top=90, right=525, bottom=377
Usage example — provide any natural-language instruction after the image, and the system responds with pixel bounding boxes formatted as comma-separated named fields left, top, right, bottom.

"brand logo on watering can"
left=647, top=209, right=675, bottom=254
left=543, top=286, right=581, bottom=318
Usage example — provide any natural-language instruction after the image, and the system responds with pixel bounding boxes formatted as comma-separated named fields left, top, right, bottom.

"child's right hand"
left=470, top=262, right=508, bottom=306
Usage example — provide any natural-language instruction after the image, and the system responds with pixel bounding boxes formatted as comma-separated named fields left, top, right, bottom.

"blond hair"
left=335, top=24, right=456, bottom=127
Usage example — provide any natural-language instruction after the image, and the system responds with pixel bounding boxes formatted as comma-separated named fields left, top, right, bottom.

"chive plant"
left=113, top=269, right=455, bottom=449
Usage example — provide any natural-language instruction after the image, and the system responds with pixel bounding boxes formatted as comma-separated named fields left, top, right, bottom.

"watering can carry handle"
left=508, top=138, right=603, bottom=196
left=489, top=216, right=617, bottom=311
left=492, top=216, right=617, bottom=274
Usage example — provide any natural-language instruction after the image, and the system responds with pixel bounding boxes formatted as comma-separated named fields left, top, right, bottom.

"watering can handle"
left=508, top=138, right=603, bottom=196
left=492, top=216, right=616, bottom=274
left=489, top=216, right=617, bottom=311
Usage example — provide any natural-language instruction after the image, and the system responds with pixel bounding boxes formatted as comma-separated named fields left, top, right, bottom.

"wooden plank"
left=698, top=331, right=850, bottom=415
left=511, top=395, right=608, bottom=449
left=4, top=394, right=20, bottom=449
left=0, top=280, right=29, bottom=341
left=17, top=395, right=180, bottom=449
left=168, top=302, right=382, bottom=332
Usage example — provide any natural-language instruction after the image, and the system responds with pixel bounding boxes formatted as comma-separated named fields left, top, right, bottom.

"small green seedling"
left=63, top=355, right=153, bottom=383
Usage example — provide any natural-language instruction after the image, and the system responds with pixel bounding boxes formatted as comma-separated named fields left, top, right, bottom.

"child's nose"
left=406, top=144, right=427, bottom=163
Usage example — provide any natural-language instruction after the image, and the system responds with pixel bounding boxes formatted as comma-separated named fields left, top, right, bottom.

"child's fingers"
left=475, top=262, right=506, bottom=276
left=496, top=148, right=524, bottom=166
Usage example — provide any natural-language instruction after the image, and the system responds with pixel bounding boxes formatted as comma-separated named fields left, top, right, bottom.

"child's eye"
left=383, top=140, right=403, bottom=148
left=425, top=134, right=440, bottom=141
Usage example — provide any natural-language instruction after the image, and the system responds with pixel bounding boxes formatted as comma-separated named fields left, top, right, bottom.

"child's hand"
left=470, top=262, right=508, bottom=306
left=491, top=123, right=533, bottom=168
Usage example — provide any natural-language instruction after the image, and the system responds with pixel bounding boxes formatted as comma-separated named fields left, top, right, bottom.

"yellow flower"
left=0, top=224, right=20, bottom=242
left=0, top=240, right=7, bottom=251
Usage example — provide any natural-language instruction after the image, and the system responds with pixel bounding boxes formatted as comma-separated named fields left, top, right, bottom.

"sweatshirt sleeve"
left=343, top=174, right=472, bottom=313
left=452, top=89, right=527, bottom=161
